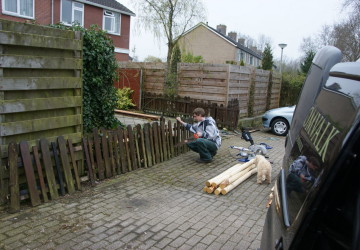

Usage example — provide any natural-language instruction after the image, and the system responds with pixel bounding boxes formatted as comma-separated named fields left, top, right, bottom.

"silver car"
left=262, top=106, right=295, bottom=136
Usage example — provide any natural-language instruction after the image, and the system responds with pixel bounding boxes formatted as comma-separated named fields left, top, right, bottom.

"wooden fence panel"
left=0, top=20, right=83, bottom=205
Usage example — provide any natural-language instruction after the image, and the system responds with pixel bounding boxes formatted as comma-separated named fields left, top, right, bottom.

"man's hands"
left=176, top=117, right=185, bottom=125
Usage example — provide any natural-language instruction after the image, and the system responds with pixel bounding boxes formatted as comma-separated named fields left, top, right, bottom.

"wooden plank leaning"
left=100, top=128, right=111, bottom=178
left=57, top=136, right=75, bottom=194
left=133, top=127, right=141, bottom=168
left=108, top=132, right=116, bottom=176
left=127, top=125, right=137, bottom=171
left=8, top=142, right=20, bottom=213
left=40, top=139, right=58, bottom=200
left=82, top=137, right=95, bottom=186
left=87, top=137, right=96, bottom=180
left=32, top=146, right=48, bottom=202
left=143, top=123, right=152, bottom=168
left=51, top=142, right=65, bottom=196
left=19, top=141, right=41, bottom=206
left=93, top=128, right=104, bottom=180
left=116, top=128, right=127, bottom=174
left=112, top=132, right=121, bottom=174
left=67, top=139, right=81, bottom=191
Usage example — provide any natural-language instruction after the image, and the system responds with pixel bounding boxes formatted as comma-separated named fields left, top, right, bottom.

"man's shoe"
left=196, top=158, right=212, bottom=163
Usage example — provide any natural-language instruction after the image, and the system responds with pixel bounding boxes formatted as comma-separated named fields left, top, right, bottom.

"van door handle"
left=275, top=237, right=284, bottom=250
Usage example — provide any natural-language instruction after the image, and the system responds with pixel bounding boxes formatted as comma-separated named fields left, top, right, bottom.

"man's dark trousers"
left=186, top=138, right=217, bottom=161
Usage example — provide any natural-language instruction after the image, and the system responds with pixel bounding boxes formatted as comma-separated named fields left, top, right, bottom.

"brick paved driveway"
left=0, top=130, right=285, bottom=250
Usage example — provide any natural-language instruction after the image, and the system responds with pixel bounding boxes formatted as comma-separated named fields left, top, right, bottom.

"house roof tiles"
left=85, top=0, right=135, bottom=16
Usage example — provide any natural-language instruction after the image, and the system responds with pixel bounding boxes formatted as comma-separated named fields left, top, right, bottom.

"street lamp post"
left=278, top=43, right=287, bottom=75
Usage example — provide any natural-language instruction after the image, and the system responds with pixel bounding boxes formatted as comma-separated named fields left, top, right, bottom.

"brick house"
left=0, top=0, right=135, bottom=61
left=177, top=22, right=262, bottom=67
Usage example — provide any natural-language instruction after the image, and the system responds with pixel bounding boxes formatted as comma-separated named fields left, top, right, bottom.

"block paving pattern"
left=0, top=130, right=285, bottom=250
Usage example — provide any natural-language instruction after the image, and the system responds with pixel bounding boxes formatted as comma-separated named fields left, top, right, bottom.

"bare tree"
left=132, top=0, right=205, bottom=66
left=256, top=34, right=273, bottom=52
left=332, top=13, right=360, bottom=61
left=316, top=25, right=335, bottom=47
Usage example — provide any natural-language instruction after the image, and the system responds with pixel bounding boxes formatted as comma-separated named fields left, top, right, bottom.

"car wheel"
left=271, top=118, right=289, bottom=136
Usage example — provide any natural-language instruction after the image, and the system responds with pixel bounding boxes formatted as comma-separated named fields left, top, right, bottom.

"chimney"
left=228, top=31, right=237, bottom=41
left=251, top=46, right=257, bottom=52
left=216, top=24, right=227, bottom=35
left=238, top=38, right=245, bottom=45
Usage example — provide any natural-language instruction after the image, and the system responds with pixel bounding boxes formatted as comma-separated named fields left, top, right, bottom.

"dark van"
left=260, top=46, right=360, bottom=250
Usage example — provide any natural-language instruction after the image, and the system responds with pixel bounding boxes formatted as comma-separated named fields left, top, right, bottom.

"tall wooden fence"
left=3, top=120, right=191, bottom=211
left=118, top=62, right=281, bottom=118
left=142, top=93, right=239, bottom=129
left=0, top=19, right=83, bottom=205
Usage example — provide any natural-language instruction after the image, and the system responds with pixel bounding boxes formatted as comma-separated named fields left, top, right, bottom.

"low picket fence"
left=4, top=120, right=191, bottom=212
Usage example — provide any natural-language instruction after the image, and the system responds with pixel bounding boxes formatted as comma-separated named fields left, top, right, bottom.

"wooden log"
left=101, top=128, right=111, bottom=178
left=40, top=139, right=58, bottom=200
left=32, top=146, right=48, bottom=202
left=8, top=142, right=20, bottom=213
left=205, top=159, right=255, bottom=187
left=114, top=109, right=160, bottom=120
left=206, top=186, right=216, bottom=194
left=57, top=136, right=75, bottom=194
left=93, top=128, right=105, bottom=180
left=221, top=168, right=258, bottom=195
left=51, top=142, right=65, bottom=196
left=20, top=141, right=41, bottom=206
left=214, top=187, right=222, bottom=195
left=219, top=164, right=255, bottom=189
left=67, top=139, right=81, bottom=191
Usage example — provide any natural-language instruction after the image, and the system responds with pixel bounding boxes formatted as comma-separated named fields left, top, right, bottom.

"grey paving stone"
left=0, top=131, right=285, bottom=250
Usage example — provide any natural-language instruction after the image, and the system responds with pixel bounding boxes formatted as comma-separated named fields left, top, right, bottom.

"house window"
left=103, top=10, right=120, bottom=35
left=250, top=56, right=253, bottom=65
left=61, top=0, right=84, bottom=26
left=2, top=0, right=34, bottom=19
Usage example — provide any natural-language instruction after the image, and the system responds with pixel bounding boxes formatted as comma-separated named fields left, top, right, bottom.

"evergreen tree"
left=170, top=44, right=181, bottom=74
left=261, top=43, right=274, bottom=70
left=300, top=50, right=316, bottom=74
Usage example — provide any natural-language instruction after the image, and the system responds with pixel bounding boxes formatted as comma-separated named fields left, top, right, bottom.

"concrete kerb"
left=0, top=129, right=285, bottom=250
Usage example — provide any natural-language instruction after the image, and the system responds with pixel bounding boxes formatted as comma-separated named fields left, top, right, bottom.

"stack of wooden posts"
left=203, top=159, right=257, bottom=195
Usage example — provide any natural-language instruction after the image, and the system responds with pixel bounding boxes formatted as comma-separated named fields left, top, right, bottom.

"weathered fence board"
left=0, top=20, right=83, bottom=205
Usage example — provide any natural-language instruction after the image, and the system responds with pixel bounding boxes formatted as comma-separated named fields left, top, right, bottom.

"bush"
left=116, top=88, right=135, bottom=110
left=50, top=24, right=121, bottom=132
left=280, top=72, right=306, bottom=106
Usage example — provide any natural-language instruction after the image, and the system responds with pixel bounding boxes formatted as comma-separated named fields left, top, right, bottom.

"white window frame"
left=103, top=10, right=121, bottom=35
left=2, top=0, right=35, bottom=19
left=61, top=0, right=84, bottom=26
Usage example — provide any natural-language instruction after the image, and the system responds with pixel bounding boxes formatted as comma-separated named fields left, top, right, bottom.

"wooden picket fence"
left=142, top=93, right=240, bottom=129
left=5, top=120, right=191, bottom=212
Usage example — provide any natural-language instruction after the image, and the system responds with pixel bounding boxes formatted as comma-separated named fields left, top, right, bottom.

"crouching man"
left=176, top=108, right=221, bottom=163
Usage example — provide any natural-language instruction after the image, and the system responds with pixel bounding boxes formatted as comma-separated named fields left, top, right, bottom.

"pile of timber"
left=203, top=159, right=257, bottom=195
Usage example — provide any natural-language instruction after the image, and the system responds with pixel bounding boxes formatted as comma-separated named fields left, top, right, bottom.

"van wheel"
left=271, top=118, right=289, bottom=136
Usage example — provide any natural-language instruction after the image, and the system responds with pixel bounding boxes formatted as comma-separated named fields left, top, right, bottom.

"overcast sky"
left=118, top=0, right=347, bottom=62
